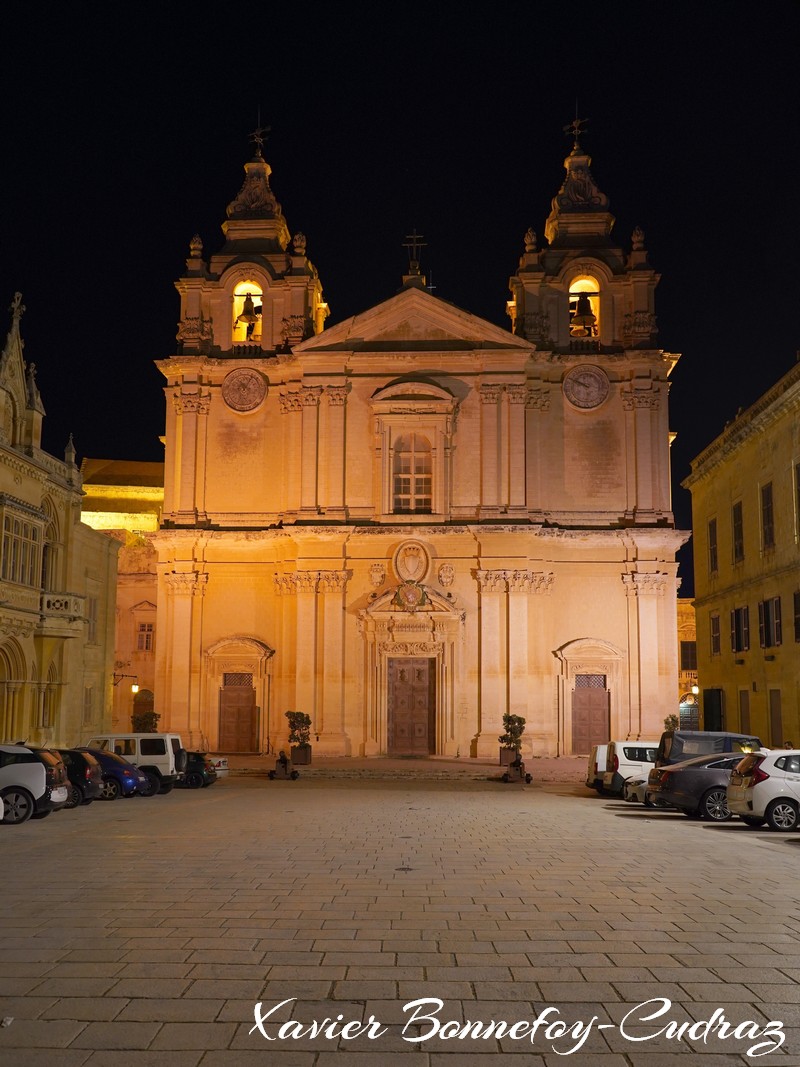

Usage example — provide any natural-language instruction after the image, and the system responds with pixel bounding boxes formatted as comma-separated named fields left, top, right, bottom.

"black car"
left=647, top=752, right=746, bottom=821
left=177, top=752, right=218, bottom=789
left=56, top=748, right=104, bottom=808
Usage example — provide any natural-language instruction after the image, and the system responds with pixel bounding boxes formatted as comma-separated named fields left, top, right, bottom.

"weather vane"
left=249, top=120, right=271, bottom=156
left=563, top=114, right=588, bottom=150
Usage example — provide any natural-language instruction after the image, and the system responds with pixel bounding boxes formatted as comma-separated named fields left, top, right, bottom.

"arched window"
left=232, top=281, right=263, bottom=343
left=393, top=434, right=432, bottom=514
left=568, top=276, right=600, bottom=338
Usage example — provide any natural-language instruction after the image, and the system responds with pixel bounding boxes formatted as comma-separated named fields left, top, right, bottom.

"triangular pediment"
left=296, top=286, right=533, bottom=354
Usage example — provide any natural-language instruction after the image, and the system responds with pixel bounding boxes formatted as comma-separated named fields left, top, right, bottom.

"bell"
left=571, top=292, right=597, bottom=335
left=237, top=294, right=258, bottom=325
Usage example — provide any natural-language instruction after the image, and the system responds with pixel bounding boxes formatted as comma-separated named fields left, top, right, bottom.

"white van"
left=603, top=740, right=659, bottom=796
left=85, top=733, right=187, bottom=795
left=585, top=744, right=609, bottom=794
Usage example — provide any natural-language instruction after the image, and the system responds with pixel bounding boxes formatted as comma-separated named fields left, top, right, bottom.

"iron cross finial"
left=248, top=124, right=271, bottom=156
left=563, top=115, right=589, bottom=150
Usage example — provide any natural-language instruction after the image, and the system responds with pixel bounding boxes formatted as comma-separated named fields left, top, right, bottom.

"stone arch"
left=554, top=637, right=624, bottom=755
left=0, top=638, right=27, bottom=739
left=202, top=636, right=275, bottom=753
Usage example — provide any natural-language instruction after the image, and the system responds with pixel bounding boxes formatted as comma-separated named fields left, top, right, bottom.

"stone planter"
left=291, top=744, right=312, bottom=766
left=499, top=747, right=518, bottom=766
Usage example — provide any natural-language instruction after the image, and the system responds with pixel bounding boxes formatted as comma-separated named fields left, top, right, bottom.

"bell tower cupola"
left=174, top=128, right=329, bottom=358
left=507, top=119, right=660, bottom=353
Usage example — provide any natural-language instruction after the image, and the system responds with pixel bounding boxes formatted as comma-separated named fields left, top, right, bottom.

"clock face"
left=221, top=368, right=268, bottom=412
left=562, top=365, right=610, bottom=410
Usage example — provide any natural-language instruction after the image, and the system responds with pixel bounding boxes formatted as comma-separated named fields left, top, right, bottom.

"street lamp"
left=112, top=673, right=139, bottom=693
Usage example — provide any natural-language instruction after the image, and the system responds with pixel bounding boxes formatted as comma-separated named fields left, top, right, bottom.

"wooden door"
left=218, top=674, right=258, bottom=752
left=571, top=674, right=610, bottom=753
left=387, top=657, right=435, bottom=755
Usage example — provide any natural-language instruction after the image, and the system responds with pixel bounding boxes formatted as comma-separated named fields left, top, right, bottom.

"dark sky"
left=2, top=3, right=799, bottom=593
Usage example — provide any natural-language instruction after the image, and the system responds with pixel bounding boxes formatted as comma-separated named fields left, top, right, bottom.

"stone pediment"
left=295, top=286, right=533, bottom=354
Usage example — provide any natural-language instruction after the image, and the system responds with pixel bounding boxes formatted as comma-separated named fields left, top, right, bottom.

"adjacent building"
left=684, top=361, right=800, bottom=744
left=0, top=296, right=117, bottom=746
left=137, top=129, right=687, bottom=758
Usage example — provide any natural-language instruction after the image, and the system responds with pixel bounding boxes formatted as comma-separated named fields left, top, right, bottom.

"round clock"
left=562, top=365, right=610, bottom=410
left=221, top=368, right=267, bottom=412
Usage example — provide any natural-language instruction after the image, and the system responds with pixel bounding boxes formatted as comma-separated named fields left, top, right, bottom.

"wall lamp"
left=113, top=673, right=139, bottom=693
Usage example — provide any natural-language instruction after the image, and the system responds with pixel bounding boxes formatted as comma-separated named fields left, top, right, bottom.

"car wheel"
left=65, top=784, right=83, bottom=809
left=594, top=783, right=606, bottom=796
left=159, top=780, right=174, bottom=795
left=643, top=795, right=654, bottom=808
left=740, top=816, right=765, bottom=827
left=1, top=786, right=35, bottom=825
left=100, top=776, right=121, bottom=801
left=700, top=788, right=731, bottom=822
left=765, top=799, right=799, bottom=832
left=31, top=810, right=52, bottom=820
left=138, top=773, right=160, bottom=797
left=185, top=772, right=204, bottom=790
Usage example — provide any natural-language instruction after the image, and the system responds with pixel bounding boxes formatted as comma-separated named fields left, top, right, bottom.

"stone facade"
left=0, top=296, right=117, bottom=747
left=134, top=133, right=688, bottom=758
left=684, top=362, right=800, bottom=745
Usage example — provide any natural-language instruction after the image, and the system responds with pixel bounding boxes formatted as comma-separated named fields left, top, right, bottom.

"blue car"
left=76, top=748, right=150, bottom=800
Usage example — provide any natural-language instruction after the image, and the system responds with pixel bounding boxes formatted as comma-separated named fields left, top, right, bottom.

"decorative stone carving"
left=226, top=156, right=281, bottom=219
left=300, top=386, right=323, bottom=407
left=281, top=314, right=307, bottom=345
left=524, top=227, right=537, bottom=252
left=437, top=563, right=455, bottom=588
left=189, top=233, right=203, bottom=258
left=526, top=386, right=551, bottom=411
left=475, top=569, right=507, bottom=593
left=278, top=392, right=303, bottom=413
left=325, top=385, right=349, bottom=406
left=379, top=640, right=440, bottom=656
left=620, top=385, right=661, bottom=410
left=392, top=582, right=429, bottom=612
left=173, top=392, right=211, bottom=415
left=221, top=368, right=267, bottom=412
left=176, top=314, right=212, bottom=343
left=369, top=563, right=386, bottom=588
left=295, top=572, right=319, bottom=593
left=563, top=365, right=610, bottom=410
left=631, top=226, right=645, bottom=251
left=393, top=540, right=430, bottom=583
left=622, top=310, right=658, bottom=337
left=318, top=570, right=348, bottom=593
left=479, top=384, right=504, bottom=404
left=292, top=232, right=307, bottom=255
left=523, top=312, right=551, bottom=344
left=506, top=384, right=527, bottom=405
left=623, top=573, right=667, bottom=596
left=164, top=572, right=208, bottom=595
left=273, top=575, right=297, bottom=595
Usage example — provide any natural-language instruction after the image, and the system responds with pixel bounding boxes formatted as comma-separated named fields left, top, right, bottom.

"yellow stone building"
left=0, top=296, right=117, bottom=746
left=86, top=131, right=689, bottom=757
left=684, top=361, right=800, bottom=744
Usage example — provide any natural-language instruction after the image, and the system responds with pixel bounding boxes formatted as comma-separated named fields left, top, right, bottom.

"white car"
left=602, top=740, right=659, bottom=796
left=728, top=749, right=800, bottom=831
left=0, top=744, right=53, bottom=825
left=207, top=756, right=229, bottom=779
left=622, top=774, right=653, bottom=806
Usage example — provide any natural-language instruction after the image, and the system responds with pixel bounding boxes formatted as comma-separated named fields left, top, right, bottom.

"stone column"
left=172, top=393, right=210, bottom=523
left=507, top=385, right=527, bottom=514
left=294, top=571, right=319, bottom=727
left=300, top=386, right=323, bottom=513
left=279, top=393, right=303, bottom=515
left=163, top=571, right=207, bottom=741
left=525, top=385, right=550, bottom=513
left=315, top=569, right=349, bottom=754
left=475, top=568, right=507, bottom=757
left=626, top=571, right=669, bottom=737
left=323, top=386, right=348, bottom=516
left=479, top=385, right=502, bottom=514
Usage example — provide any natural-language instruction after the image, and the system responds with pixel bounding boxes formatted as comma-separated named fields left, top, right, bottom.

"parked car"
left=602, top=740, right=659, bottom=796
left=585, top=744, right=609, bottom=794
left=56, top=748, right=104, bottom=808
left=0, top=743, right=69, bottom=824
left=654, top=729, right=762, bottom=769
left=84, top=732, right=187, bottom=795
left=76, top=748, right=150, bottom=800
left=622, top=775, right=653, bottom=806
left=177, top=751, right=218, bottom=789
left=207, top=755, right=229, bottom=779
left=646, top=752, right=746, bottom=820
left=728, top=750, right=800, bottom=831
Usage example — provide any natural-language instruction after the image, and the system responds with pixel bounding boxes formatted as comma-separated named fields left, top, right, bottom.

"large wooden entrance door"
left=388, top=657, right=435, bottom=755
left=218, top=673, right=258, bottom=752
left=571, top=674, right=610, bottom=753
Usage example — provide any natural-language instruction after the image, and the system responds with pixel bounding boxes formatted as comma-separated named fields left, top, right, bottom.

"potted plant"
left=498, top=712, right=526, bottom=766
left=285, top=710, right=312, bottom=765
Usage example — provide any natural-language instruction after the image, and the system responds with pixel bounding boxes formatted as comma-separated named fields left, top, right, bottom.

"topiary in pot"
left=498, top=712, right=526, bottom=766
left=285, top=710, right=313, bottom=765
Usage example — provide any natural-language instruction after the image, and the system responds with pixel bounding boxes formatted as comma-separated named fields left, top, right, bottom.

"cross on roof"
left=563, top=115, right=589, bottom=149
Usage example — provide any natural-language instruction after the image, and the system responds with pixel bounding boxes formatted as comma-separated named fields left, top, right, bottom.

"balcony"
left=36, top=592, right=86, bottom=639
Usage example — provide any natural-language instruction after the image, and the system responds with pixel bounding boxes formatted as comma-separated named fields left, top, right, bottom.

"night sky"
left=2, top=3, right=798, bottom=593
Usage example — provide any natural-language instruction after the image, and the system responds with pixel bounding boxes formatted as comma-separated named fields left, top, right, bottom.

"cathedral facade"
left=149, top=132, right=687, bottom=757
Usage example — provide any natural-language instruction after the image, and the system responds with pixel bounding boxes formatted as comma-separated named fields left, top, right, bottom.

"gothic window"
left=393, top=434, right=432, bottom=513
left=232, top=281, right=263, bottom=343
left=1, top=513, right=41, bottom=586
left=568, top=276, right=600, bottom=338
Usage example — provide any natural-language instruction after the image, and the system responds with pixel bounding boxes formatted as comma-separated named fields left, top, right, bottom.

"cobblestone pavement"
left=1, top=765, right=799, bottom=1066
